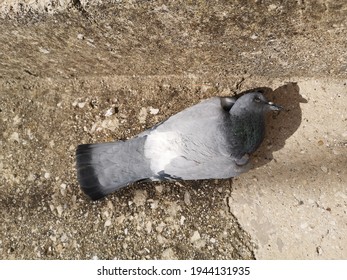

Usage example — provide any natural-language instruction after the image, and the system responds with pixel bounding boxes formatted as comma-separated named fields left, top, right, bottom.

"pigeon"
left=76, top=92, right=282, bottom=200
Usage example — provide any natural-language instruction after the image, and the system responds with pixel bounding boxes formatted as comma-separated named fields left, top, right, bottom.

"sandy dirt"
left=0, top=0, right=346, bottom=259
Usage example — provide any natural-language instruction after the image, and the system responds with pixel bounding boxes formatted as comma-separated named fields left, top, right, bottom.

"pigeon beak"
left=267, top=101, right=283, bottom=111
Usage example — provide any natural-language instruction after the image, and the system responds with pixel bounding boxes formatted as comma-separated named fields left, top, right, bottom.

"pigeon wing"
left=144, top=97, right=249, bottom=179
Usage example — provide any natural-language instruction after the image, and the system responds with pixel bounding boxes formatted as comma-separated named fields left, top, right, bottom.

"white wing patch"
left=144, top=130, right=182, bottom=173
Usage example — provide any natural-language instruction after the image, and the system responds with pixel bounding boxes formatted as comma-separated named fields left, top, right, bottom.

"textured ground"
left=0, top=0, right=346, bottom=259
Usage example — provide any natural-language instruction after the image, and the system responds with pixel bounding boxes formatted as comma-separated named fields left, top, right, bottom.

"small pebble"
left=193, top=239, right=206, bottom=249
left=138, top=107, right=147, bottom=123
left=155, top=185, right=163, bottom=193
left=190, top=230, right=201, bottom=243
left=133, top=190, right=147, bottom=206
left=56, top=205, right=63, bottom=217
left=49, top=235, right=56, bottom=242
left=145, top=221, right=152, bottom=233
left=10, top=132, right=20, bottom=142
left=104, top=107, right=115, bottom=116
left=321, top=166, right=328, bottom=173
left=77, top=102, right=86, bottom=108
left=115, top=215, right=125, bottom=225
left=60, top=233, right=68, bottom=242
left=39, top=47, right=50, bottom=54
left=268, top=4, right=278, bottom=11
left=104, top=219, right=112, bottom=227
left=13, top=115, right=21, bottom=125
left=49, top=140, right=55, bottom=148
left=184, top=191, right=191, bottom=206
left=27, top=173, right=36, bottom=181
left=156, top=222, right=166, bottom=233
left=161, top=248, right=177, bottom=260
left=150, top=200, right=159, bottom=209
left=149, top=107, right=159, bottom=115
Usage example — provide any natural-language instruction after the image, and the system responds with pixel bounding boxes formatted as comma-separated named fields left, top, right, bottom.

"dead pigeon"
left=76, top=92, right=282, bottom=200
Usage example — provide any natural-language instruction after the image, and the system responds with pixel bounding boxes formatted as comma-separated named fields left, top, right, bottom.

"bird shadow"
left=238, top=82, right=308, bottom=170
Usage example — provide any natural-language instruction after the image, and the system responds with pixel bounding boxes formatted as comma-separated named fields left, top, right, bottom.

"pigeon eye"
left=254, top=97, right=261, bottom=103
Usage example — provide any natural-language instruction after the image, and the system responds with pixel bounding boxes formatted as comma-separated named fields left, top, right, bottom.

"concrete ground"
left=0, top=0, right=346, bottom=259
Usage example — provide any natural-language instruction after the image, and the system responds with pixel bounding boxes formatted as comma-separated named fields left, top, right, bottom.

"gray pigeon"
left=76, top=92, right=282, bottom=200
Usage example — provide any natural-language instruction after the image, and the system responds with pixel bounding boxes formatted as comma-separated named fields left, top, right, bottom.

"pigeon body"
left=76, top=92, right=281, bottom=200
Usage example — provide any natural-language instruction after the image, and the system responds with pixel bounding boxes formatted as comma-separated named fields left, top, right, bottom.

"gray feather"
left=76, top=92, right=281, bottom=200
left=76, top=136, right=153, bottom=200
left=145, top=97, right=247, bottom=179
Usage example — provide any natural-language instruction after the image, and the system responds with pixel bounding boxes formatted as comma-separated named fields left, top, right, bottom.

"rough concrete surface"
left=0, top=0, right=346, bottom=259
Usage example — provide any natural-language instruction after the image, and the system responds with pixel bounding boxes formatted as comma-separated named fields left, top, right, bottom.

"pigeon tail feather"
left=76, top=137, right=153, bottom=200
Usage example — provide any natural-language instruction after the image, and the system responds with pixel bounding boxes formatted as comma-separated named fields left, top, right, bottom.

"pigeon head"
left=230, top=92, right=282, bottom=115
